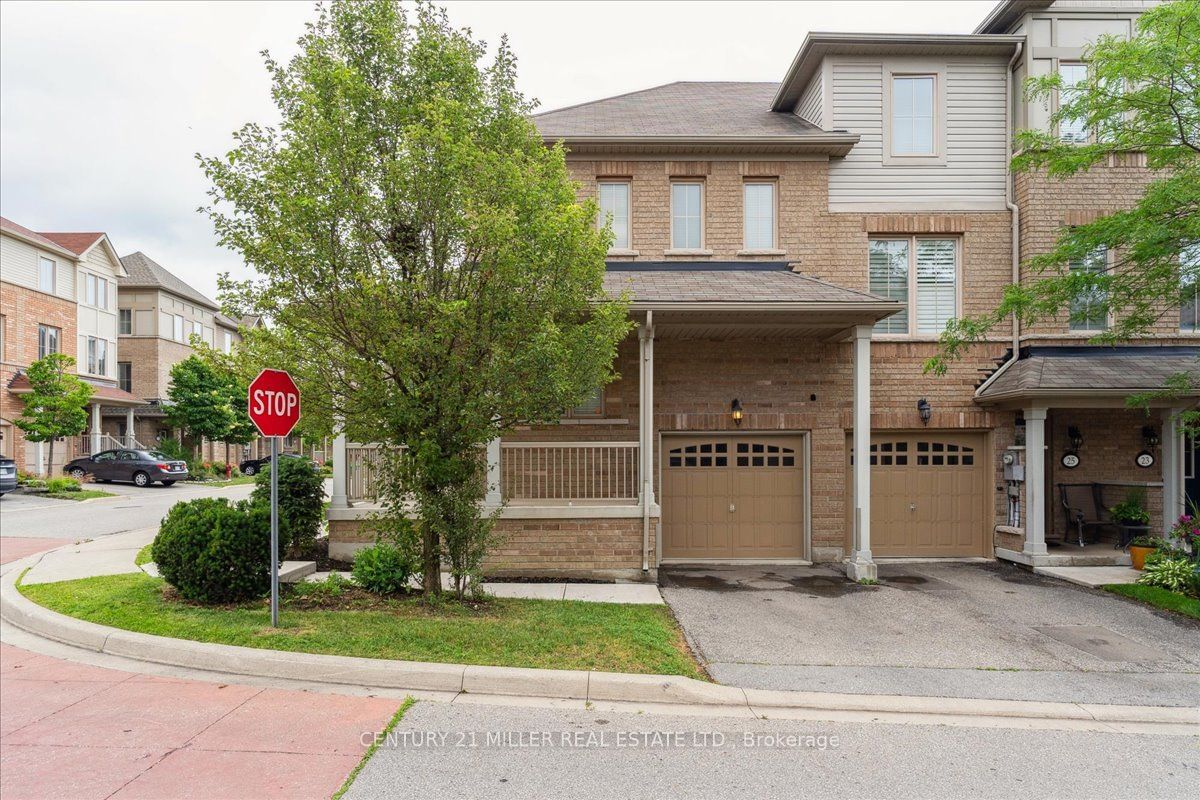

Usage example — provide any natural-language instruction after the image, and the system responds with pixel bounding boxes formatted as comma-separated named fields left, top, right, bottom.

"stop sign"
left=247, top=369, right=301, bottom=437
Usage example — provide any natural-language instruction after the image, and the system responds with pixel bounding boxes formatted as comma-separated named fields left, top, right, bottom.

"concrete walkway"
left=307, top=571, right=665, bottom=604
left=1034, top=565, right=1141, bottom=587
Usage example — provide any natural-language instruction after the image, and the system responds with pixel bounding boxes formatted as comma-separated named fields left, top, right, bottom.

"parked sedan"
left=0, top=457, right=16, bottom=497
left=64, top=449, right=189, bottom=487
left=238, top=452, right=310, bottom=476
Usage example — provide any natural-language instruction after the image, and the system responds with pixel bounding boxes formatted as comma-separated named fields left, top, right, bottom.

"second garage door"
left=853, top=432, right=989, bottom=558
left=662, top=435, right=805, bottom=560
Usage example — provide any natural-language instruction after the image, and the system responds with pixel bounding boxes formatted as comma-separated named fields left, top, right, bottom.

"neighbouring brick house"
left=1, top=216, right=145, bottom=474
left=329, top=0, right=1198, bottom=579
left=107, top=251, right=269, bottom=464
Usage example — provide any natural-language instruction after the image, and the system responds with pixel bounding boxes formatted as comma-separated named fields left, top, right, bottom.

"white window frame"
left=1068, top=246, right=1109, bottom=332
left=86, top=336, right=108, bottom=376
left=192, top=320, right=203, bottom=340
left=37, top=324, right=59, bottom=359
left=669, top=181, right=706, bottom=252
left=38, top=256, right=56, bottom=294
left=173, top=314, right=185, bottom=342
left=881, top=63, right=947, bottom=166
left=564, top=386, right=604, bottom=419
left=741, top=180, right=778, bottom=252
left=597, top=180, right=632, bottom=252
left=1057, top=62, right=1090, bottom=144
left=119, top=308, right=132, bottom=335
left=223, top=331, right=233, bottom=354
left=1180, top=243, right=1200, bottom=333
left=868, top=235, right=961, bottom=338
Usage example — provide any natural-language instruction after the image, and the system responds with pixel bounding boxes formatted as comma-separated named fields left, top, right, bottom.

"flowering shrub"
left=1167, top=514, right=1200, bottom=561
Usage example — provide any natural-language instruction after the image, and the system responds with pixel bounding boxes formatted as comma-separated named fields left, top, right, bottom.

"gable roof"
left=974, top=0, right=1053, bottom=34
left=37, top=231, right=106, bottom=257
left=0, top=216, right=80, bottom=260
left=119, top=251, right=220, bottom=311
left=534, top=82, right=859, bottom=156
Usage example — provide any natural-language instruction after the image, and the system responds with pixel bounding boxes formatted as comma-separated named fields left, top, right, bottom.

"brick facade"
left=0, top=281, right=81, bottom=472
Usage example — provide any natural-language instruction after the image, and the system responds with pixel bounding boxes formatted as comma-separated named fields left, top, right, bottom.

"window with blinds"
left=598, top=182, right=630, bottom=249
left=743, top=182, right=775, bottom=250
left=1069, top=247, right=1107, bottom=331
left=1181, top=244, right=1200, bottom=333
left=671, top=183, right=703, bottom=249
left=1058, top=64, right=1089, bottom=144
left=565, top=386, right=604, bottom=418
left=869, top=239, right=910, bottom=334
left=869, top=237, right=958, bottom=336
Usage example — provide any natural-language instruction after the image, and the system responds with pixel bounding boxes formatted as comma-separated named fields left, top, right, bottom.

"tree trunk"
left=422, top=526, right=441, bottom=596
left=46, top=439, right=55, bottom=478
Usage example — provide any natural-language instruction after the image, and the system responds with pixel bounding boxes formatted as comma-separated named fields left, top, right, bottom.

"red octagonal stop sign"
left=248, top=369, right=301, bottom=438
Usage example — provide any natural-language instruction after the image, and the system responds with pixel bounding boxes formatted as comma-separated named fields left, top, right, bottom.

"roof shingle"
left=977, top=346, right=1200, bottom=399
left=119, top=251, right=220, bottom=311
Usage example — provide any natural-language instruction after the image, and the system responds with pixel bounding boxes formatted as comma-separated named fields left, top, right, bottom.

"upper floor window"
left=1069, top=246, right=1107, bottom=331
left=84, top=273, right=109, bottom=309
left=869, top=237, right=959, bottom=336
left=597, top=182, right=631, bottom=250
left=891, top=76, right=935, bottom=156
left=38, top=257, right=56, bottom=294
left=743, top=182, right=776, bottom=250
left=119, top=309, right=132, bottom=335
left=1058, top=63, right=1090, bottom=144
left=118, top=362, right=132, bottom=394
left=173, top=314, right=185, bottom=342
left=86, top=337, right=108, bottom=376
left=37, top=324, right=59, bottom=359
left=1181, top=243, right=1200, bottom=333
left=223, top=331, right=233, bottom=354
left=670, top=182, right=703, bottom=250
left=191, top=320, right=203, bottom=340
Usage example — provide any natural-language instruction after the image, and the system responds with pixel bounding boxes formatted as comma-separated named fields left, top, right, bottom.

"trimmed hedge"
left=251, top=457, right=325, bottom=555
left=152, top=497, right=282, bottom=604
left=351, top=543, right=416, bottom=595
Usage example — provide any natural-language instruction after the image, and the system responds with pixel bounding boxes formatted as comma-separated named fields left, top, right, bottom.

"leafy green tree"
left=166, top=356, right=237, bottom=450
left=14, top=354, right=93, bottom=476
left=929, top=0, right=1200, bottom=392
left=201, top=0, right=629, bottom=596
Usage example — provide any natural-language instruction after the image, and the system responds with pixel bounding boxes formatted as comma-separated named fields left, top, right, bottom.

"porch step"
left=279, top=561, right=317, bottom=583
left=1039, top=551, right=1132, bottom=567
left=1034, top=565, right=1141, bottom=588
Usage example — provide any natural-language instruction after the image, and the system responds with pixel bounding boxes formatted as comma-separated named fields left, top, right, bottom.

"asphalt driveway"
left=660, top=562, right=1200, bottom=707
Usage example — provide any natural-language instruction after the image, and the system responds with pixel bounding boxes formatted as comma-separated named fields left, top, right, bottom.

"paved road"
left=346, top=700, right=1199, bottom=800
left=0, top=481, right=257, bottom=540
left=661, top=562, right=1200, bottom=707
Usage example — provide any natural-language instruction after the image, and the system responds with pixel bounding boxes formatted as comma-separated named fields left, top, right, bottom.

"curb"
left=2, top=554, right=1197, bottom=734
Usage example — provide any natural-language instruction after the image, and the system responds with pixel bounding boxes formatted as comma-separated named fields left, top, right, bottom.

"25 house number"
left=1061, top=453, right=1080, bottom=469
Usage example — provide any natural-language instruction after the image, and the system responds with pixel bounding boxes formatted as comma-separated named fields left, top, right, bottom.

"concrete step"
left=279, top=561, right=317, bottom=583
left=1034, top=565, right=1141, bottom=588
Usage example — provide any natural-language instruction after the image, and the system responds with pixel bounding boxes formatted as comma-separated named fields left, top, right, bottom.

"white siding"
left=828, top=56, right=1008, bottom=210
left=77, top=241, right=120, bottom=379
left=0, top=233, right=76, bottom=300
left=796, top=74, right=823, bottom=128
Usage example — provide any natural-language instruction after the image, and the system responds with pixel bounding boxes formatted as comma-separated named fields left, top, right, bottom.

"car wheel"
left=133, top=471, right=150, bottom=487
left=68, top=467, right=86, bottom=480
left=242, top=465, right=256, bottom=476
left=161, top=480, right=176, bottom=486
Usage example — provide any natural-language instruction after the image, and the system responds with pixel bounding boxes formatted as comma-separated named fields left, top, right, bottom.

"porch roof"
left=603, top=262, right=898, bottom=313
left=975, top=346, right=1200, bottom=404
left=6, top=373, right=146, bottom=407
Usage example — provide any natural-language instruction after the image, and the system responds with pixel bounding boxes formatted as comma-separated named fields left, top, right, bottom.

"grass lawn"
left=45, top=489, right=116, bottom=501
left=19, top=573, right=704, bottom=679
left=135, top=543, right=154, bottom=566
left=1104, top=584, right=1200, bottom=620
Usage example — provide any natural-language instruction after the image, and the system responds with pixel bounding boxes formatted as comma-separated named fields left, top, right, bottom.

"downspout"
left=1006, top=41, right=1024, bottom=358
left=641, top=310, right=653, bottom=575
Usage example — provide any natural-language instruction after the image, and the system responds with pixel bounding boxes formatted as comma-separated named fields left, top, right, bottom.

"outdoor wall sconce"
left=1068, top=426, right=1084, bottom=452
left=731, top=399, right=744, bottom=427
left=917, top=398, right=932, bottom=425
left=1142, top=425, right=1160, bottom=449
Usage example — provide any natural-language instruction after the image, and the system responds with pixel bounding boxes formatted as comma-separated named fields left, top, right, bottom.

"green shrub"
left=351, top=543, right=416, bottom=594
left=151, top=497, right=281, bottom=603
left=1138, top=552, right=1197, bottom=595
left=153, top=439, right=189, bottom=462
left=251, top=457, right=326, bottom=556
left=46, top=476, right=82, bottom=492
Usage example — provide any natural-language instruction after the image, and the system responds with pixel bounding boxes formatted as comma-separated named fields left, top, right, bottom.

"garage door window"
left=915, top=440, right=974, bottom=466
left=668, top=442, right=728, bottom=467
left=868, top=441, right=909, bottom=466
left=735, top=441, right=795, bottom=467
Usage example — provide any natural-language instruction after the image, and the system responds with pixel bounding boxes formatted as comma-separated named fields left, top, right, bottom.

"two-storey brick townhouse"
left=106, top=251, right=271, bottom=464
left=328, top=0, right=1197, bottom=580
left=1, top=216, right=145, bottom=474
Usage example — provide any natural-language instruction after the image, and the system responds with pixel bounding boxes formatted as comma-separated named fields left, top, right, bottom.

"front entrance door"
left=662, top=434, right=805, bottom=560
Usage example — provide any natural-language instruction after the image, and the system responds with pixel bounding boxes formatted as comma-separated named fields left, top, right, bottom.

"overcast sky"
left=0, top=0, right=995, bottom=303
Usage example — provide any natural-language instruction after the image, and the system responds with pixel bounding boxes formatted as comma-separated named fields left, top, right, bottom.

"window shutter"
left=915, top=239, right=957, bottom=334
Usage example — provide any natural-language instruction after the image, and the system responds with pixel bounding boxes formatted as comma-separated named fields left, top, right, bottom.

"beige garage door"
left=662, top=435, right=805, bottom=560
left=853, top=432, right=988, bottom=558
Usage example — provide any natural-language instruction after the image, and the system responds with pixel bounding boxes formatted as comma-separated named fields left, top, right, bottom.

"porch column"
left=125, top=407, right=135, bottom=446
left=1162, top=409, right=1183, bottom=534
left=638, top=313, right=655, bottom=574
left=485, top=437, right=502, bottom=507
left=846, top=324, right=876, bottom=581
left=330, top=423, right=349, bottom=509
left=1023, top=406, right=1048, bottom=557
left=90, top=403, right=102, bottom=454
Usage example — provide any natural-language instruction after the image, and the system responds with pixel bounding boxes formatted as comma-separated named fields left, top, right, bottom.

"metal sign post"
left=270, top=435, right=280, bottom=627
left=247, top=369, right=301, bottom=630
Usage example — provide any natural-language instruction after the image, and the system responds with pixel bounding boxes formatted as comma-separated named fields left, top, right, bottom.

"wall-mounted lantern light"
left=1068, top=426, right=1084, bottom=452
left=1142, top=425, right=1160, bottom=449
left=731, top=399, right=744, bottom=427
left=917, top=398, right=932, bottom=425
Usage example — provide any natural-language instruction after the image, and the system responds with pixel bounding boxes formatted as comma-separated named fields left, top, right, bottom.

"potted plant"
left=1127, top=534, right=1166, bottom=570
left=1110, top=488, right=1151, bottom=559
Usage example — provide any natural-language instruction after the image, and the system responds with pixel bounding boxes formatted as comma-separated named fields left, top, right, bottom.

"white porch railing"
left=501, top=442, right=639, bottom=503
left=75, top=434, right=143, bottom=455
left=343, top=441, right=641, bottom=505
